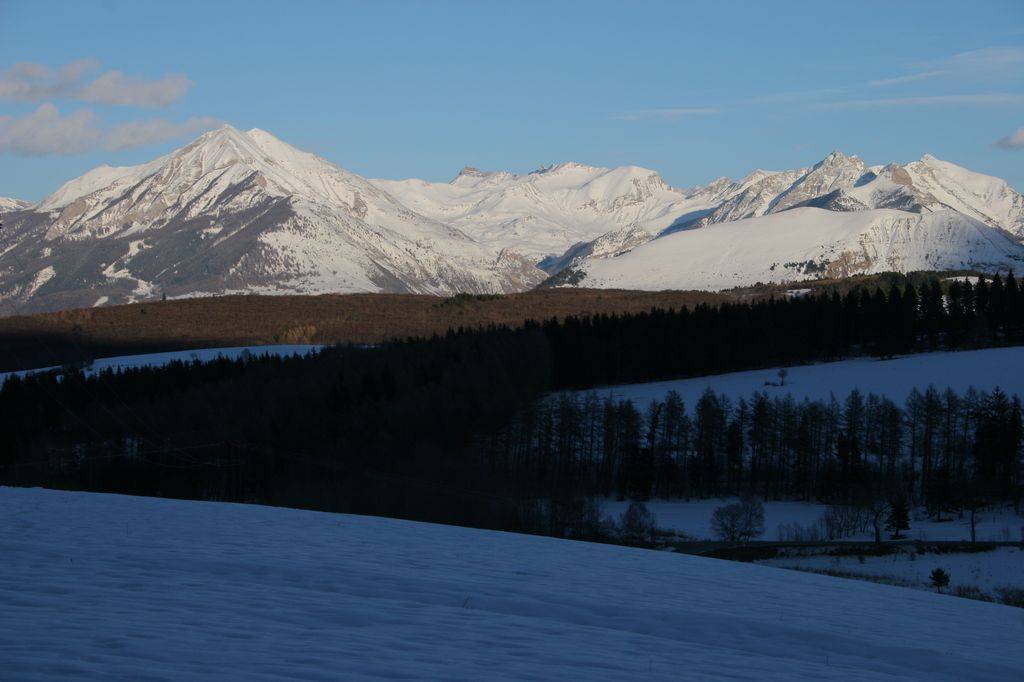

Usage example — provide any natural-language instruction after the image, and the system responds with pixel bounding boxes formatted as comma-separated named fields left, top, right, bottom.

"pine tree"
left=886, top=494, right=911, bottom=539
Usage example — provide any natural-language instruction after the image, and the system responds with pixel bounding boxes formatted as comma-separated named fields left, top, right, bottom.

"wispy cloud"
left=747, top=86, right=851, bottom=105
left=0, top=59, right=193, bottom=107
left=868, top=71, right=947, bottom=87
left=614, top=107, right=719, bottom=121
left=817, top=92, right=1024, bottom=110
left=870, top=46, right=1024, bottom=87
left=995, top=126, right=1024, bottom=150
left=618, top=48, right=1024, bottom=122
left=0, top=104, right=220, bottom=156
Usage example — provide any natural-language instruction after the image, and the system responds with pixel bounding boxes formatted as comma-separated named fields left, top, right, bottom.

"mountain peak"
left=190, top=125, right=289, bottom=154
left=451, top=166, right=490, bottom=183
left=197, top=123, right=244, bottom=140
left=817, top=150, right=862, bottom=168
left=530, top=161, right=599, bottom=176
left=704, top=176, right=736, bottom=192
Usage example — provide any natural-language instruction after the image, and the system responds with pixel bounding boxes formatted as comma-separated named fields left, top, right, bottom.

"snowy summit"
left=1, top=127, right=1023, bottom=313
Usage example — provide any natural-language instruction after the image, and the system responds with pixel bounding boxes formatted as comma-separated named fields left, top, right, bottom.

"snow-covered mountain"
left=0, top=126, right=545, bottom=313
left=899, top=155, right=1024, bottom=237
left=373, top=163, right=727, bottom=266
left=2, top=129, right=1023, bottom=313
left=378, top=151, right=1024, bottom=286
left=564, top=208, right=1024, bottom=291
left=0, top=197, right=29, bottom=213
left=664, top=151, right=1024, bottom=235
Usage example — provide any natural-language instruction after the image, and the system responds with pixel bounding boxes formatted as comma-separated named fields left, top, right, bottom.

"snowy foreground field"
left=583, top=347, right=1024, bottom=408
left=3, top=488, right=1024, bottom=681
left=0, top=344, right=321, bottom=384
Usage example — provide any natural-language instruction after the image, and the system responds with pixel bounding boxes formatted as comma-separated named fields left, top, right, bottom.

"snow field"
left=0, top=344, right=322, bottom=384
left=2, top=487, right=1023, bottom=680
left=601, top=498, right=1024, bottom=543
left=759, top=547, right=1024, bottom=595
left=581, top=347, right=1024, bottom=411
left=577, top=208, right=1024, bottom=291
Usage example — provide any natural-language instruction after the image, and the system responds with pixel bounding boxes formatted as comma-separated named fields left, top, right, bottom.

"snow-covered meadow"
left=0, top=344, right=322, bottom=384
left=759, top=546, right=1024, bottom=595
left=601, top=498, right=1024, bottom=543
left=581, top=347, right=1024, bottom=409
left=3, top=487, right=1023, bottom=681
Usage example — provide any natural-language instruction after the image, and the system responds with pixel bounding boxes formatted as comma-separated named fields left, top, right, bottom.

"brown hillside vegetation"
left=0, top=289, right=732, bottom=371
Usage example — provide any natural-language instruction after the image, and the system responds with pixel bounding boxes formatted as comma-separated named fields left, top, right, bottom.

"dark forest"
left=2, top=274, right=1023, bottom=536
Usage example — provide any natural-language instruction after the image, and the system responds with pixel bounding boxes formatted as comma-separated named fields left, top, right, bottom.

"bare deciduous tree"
left=618, top=501, right=657, bottom=545
left=711, top=497, right=765, bottom=543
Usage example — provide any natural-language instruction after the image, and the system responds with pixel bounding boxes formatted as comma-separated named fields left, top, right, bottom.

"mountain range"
left=1, top=125, right=1022, bottom=313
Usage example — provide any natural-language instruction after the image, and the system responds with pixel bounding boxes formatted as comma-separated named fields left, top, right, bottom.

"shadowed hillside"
left=0, top=288, right=731, bottom=371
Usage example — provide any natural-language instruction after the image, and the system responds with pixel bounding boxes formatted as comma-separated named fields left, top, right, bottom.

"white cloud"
left=79, top=71, right=193, bottom=108
left=614, top=107, right=719, bottom=121
left=0, top=104, right=220, bottom=156
left=870, top=46, right=1024, bottom=87
left=104, top=116, right=222, bottom=151
left=0, top=59, right=192, bottom=107
left=817, top=92, right=1024, bottom=110
left=0, top=104, right=102, bottom=155
left=995, top=126, right=1024, bottom=150
left=0, top=59, right=99, bottom=102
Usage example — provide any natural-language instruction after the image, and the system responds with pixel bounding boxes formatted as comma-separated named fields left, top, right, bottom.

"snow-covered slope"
left=675, top=168, right=807, bottom=233
left=3, top=486, right=1022, bottom=680
left=568, top=207, right=1024, bottom=291
left=679, top=152, right=1024, bottom=236
left=378, top=151, right=1024, bottom=291
left=601, top=497, right=1024, bottom=543
left=0, top=126, right=545, bottom=313
left=578, top=346, right=1024, bottom=414
left=0, top=344, right=322, bottom=385
left=903, top=155, right=1024, bottom=238
left=0, top=197, right=30, bottom=213
left=768, top=151, right=870, bottom=214
left=35, top=160, right=165, bottom=213
left=374, top=163, right=724, bottom=263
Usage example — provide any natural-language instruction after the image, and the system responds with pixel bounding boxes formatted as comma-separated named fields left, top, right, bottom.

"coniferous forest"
left=1, top=274, right=1023, bottom=535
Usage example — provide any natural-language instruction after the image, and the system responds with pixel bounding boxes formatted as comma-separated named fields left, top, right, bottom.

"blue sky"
left=1, top=0, right=1022, bottom=201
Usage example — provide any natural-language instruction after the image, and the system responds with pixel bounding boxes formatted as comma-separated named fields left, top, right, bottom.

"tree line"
left=544, top=272, right=1024, bottom=389
left=484, top=385, right=1022, bottom=517
left=1, top=274, right=1023, bottom=536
